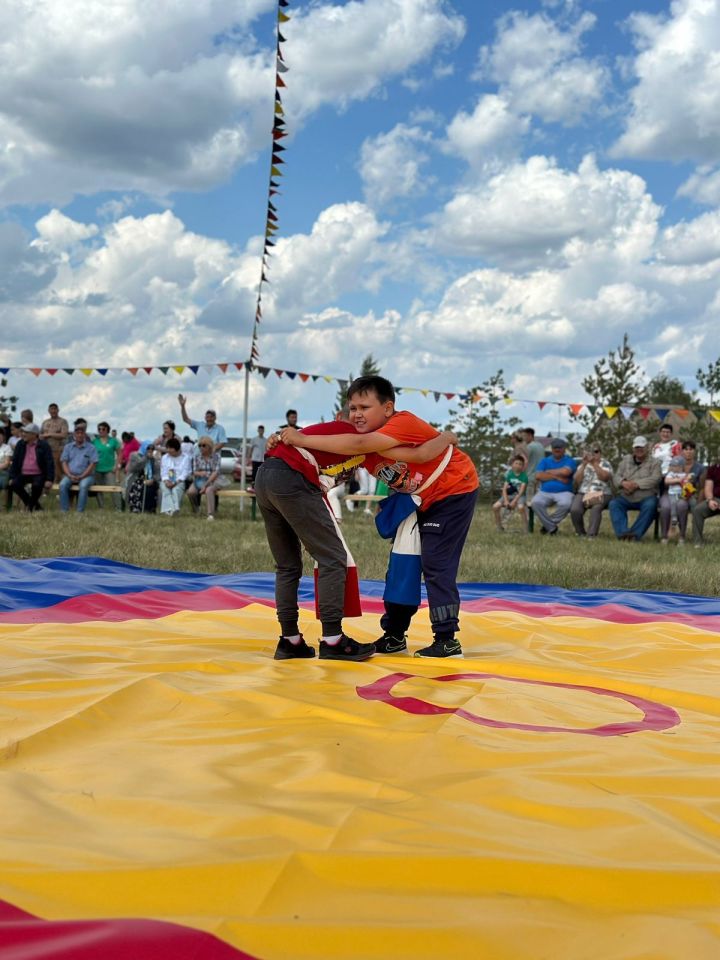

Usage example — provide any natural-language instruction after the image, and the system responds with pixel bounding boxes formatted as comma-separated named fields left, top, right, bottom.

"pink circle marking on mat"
left=356, top=672, right=681, bottom=736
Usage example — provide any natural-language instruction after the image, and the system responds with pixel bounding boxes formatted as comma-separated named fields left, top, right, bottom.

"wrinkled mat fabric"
left=0, top=556, right=718, bottom=959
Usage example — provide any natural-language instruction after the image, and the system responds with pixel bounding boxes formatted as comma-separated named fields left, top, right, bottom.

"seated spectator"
left=692, top=460, right=720, bottom=547
left=659, top=442, right=704, bottom=545
left=8, top=422, right=22, bottom=449
left=120, top=431, right=140, bottom=473
left=160, top=437, right=191, bottom=515
left=9, top=423, right=54, bottom=512
left=59, top=421, right=99, bottom=513
left=531, top=438, right=576, bottom=535
left=651, top=423, right=682, bottom=480
left=493, top=455, right=528, bottom=531
left=0, top=427, right=11, bottom=493
left=570, top=444, right=613, bottom=539
left=125, top=441, right=160, bottom=513
left=609, top=436, right=662, bottom=541
left=187, top=436, right=221, bottom=520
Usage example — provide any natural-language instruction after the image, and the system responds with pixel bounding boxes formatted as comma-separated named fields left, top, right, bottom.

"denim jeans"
left=59, top=475, right=94, bottom=512
left=609, top=494, right=658, bottom=540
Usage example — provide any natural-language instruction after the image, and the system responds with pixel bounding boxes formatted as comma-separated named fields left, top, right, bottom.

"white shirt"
left=160, top=452, right=192, bottom=483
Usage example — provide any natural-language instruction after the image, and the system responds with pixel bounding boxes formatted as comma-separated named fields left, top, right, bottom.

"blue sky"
left=2, top=0, right=720, bottom=441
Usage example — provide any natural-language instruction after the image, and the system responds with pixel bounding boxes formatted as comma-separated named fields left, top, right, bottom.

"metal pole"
left=239, top=363, right=250, bottom=513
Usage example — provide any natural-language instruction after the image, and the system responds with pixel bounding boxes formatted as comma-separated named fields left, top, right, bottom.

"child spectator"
left=493, top=456, right=527, bottom=531
left=282, top=375, right=478, bottom=659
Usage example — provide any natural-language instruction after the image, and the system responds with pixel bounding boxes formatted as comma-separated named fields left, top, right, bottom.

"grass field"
left=1, top=494, right=718, bottom=597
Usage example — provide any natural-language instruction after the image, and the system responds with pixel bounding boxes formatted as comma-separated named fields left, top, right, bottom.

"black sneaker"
left=414, top=638, right=463, bottom=659
left=319, top=635, right=375, bottom=661
left=273, top=635, right=316, bottom=660
left=374, top=632, right=408, bottom=654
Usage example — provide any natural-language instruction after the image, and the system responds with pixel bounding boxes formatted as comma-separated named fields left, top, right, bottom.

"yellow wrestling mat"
left=0, top=561, right=718, bottom=958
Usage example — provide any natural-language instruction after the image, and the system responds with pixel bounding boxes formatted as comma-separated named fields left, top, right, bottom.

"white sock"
left=322, top=633, right=342, bottom=646
left=283, top=634, right=302, bottom=645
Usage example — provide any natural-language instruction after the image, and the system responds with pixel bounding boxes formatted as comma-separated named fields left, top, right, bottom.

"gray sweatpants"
left=254, top=458, right=347, bottom=637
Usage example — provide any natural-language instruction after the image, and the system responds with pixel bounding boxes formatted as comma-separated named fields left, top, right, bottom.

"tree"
left=689, top=357, right=720, bottom=463
left=334, top=354, right=381, bottom=415
left=446, top=370, right=521, bottom=497
left=0, top=375, right=18, bottom=431
left=567, top=334, right=648, bottom=464
left=646, top=373, right=696, bottom=407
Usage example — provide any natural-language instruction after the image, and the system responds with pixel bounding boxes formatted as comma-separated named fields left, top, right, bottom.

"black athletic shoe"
left=319, top=635, right=375, bottom=661
left=374, top=632, right=408, bottom=654
left=414, top=637, right=463, bottom=659
left=273, top=635, right=316, bottom=660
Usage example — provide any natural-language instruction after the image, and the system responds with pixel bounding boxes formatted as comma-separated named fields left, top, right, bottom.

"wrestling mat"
left=0, top=556, right=718, bottom=959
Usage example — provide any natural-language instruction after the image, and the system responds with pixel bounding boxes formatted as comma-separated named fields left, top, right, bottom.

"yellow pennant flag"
left=604, top=406, right=618, bottom=419
left=174, top=366, right=185, bottom=375
left=80, top=368, right=93, bottom=377
left=710, top=410, right=720, bottom=422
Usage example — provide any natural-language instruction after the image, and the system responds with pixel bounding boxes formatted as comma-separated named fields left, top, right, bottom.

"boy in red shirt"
left=256, top=414, right=454, bottom=662
left=281, top=376, right=479, bottom=658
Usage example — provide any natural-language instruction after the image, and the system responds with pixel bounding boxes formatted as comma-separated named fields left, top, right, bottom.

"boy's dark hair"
left=511, top=455, right=525, bottom=464
left=523, top=426, right=535, bottom=437
left=347, top=375, right=395, bottom=404
left=285, top=409, right=297, bottom=418
left=166, top=437, right=181, bottom=452
left=661, top=423, right=673, bottom=432
left=74, top=418, right=87, bottom=429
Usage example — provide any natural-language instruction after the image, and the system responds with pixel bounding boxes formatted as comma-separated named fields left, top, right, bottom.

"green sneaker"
left=414, top=638, right=463, bottom=659
left=374, top=632, right=408, bottom=654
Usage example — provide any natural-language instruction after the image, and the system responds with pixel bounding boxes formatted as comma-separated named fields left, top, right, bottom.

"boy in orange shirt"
left=282, top=376, right=479, bottom=658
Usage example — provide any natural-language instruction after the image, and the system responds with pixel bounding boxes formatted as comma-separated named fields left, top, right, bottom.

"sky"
left=2, top=0, right=720, bottom=442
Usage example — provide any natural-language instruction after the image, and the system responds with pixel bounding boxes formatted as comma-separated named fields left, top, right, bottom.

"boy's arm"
left=389, top=431, right=457, bottom=463
left=281, top=425, right=404, bottom=455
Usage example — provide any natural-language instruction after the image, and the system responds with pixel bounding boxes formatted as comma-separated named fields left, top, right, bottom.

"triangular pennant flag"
left=655, top=408, right=670, bottom=421
left=337, top=379, right=348, bottom=390
left=433, top=392, right=441, bottom=402
left=270, top=165, right=282, bottom=178
left=267, top=210, right=279, bottom=222
left=0, top=368, right=8, bottom=374
left=96, top=368, right=108, bottom=376
left=504, top=397, right=514, bottom=406
left=444, top=392, right=455, bottom=400
left=217, top=363, right=229, bottom=373
left=537, top=401, right=547, bottom=410
left=569, top=403, right=584, bottom=415
left=127, top=368, right=139, bottom=376
left=255, top=366, right=268, bottom=378
left=80, top=369, right=93, bottom=377
left=709, top=410, right=720, bottom=423
left=395, top=387, right=403, bottom=395
left=272, top=129, right=287, bottom=140
left=277, top=31, right=286, bottom=44
left=63, top=368, right=75, bottom=375
left=285, top=371, right=297, bottom=380
left=30, top=368, right=42, bottom=377
left=235, top=362, right=244, bottom=371
left=202, top=364, right=215, bottom=374
left=279, top=0, right=290, bottom=7
left=251, top=346, right=259, bottom=359
left=46, top=368, right=58, bottom=376
left=420, top=389, right=429, bottom=397
left=276, top=74, right=286, bottom=88
left=603, top=406, right=618, bottom=419
left=173, top=366, right=184, bottom=375
left=270, top=154, right=284, bottom=166
left=312, top=375, right=320, bottom=382
left=638, top=407, right=651, bottom=420
left=158, top=366, right=169, bottom=375
left=620, top=406, right=635, bottom=419
left=278, top=13, right=290, bottom=25
left=274, top=103, right=284, bottom=116
left=188, top=365, right=199, bottom=375
left=271, top=143, right=285, bottom=154
left=144, top=367, right=153, bottom=375
left=586, top=404, right=597, bottom=415
left=675, top=408, right=690, bottom=419
left=299, top=373, right=310, bottom=382
left=691, top=408, right=706, bottom=421
left=275, top=369, right=284, bottom=378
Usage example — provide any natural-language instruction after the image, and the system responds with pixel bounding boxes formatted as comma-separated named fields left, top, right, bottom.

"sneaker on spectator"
left=274, top=635, right=316, bottom=660
left=319, top=635, right=375, bottom=661
left=414, top=637, right=463, bottom=659
left=374, top=632, right=408, bottom=654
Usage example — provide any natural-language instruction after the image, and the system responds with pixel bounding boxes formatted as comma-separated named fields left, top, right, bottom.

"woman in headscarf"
left=125, top=441, right=160, bottom=513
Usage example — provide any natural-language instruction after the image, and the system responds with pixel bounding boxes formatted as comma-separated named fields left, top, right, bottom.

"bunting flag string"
left=2, top=360, right=720, bottom=421
left=249, top=0, right=292, bottom=364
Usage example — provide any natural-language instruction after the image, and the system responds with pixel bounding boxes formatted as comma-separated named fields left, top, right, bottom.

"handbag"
left=582, top=489, right=604, bottom=508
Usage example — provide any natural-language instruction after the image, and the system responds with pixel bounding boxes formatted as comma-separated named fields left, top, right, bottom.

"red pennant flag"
left=444, top=392, right=455, bottom=400
left=569, top=403, right=584, bottom=415
left=144, top=367, right=153, bottom=375
left=274, top=369, right=284, bottom=378
left=217, top=363, right=228, bottom=373
left=235, top=362, right=244, bottom=370
left=30, top=368, right=42, bottom=376
left=276, top=74, right=286, bottom=88
left=299, top=373, right=310, bottom=382
left=538, top=401, right=547, bottom=410
left=127, top=368, right=139, bottom=376
left=46, top=368, right=58, bottom=376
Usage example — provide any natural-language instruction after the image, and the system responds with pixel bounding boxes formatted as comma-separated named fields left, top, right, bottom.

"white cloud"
left=613, top=0, right=720, bottom=162
left=444, top=94, right=529, bottom=169
left=478, top=10, right=607, bottom=125
left=359, top=124, right=434, bottom=208
left=34, top=210, right=99, bottom=253
left=430, top=154, right=660, bottom=270
left=677, top=165, right=720, bottom=206
left=284, top=0, right=465, bottom=120
left=656, top=209, right=720, bottom=264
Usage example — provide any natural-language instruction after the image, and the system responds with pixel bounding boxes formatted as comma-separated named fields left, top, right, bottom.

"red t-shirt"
left=267, top=422, right=367, bottom=490
left=370, top=411, right=478, bottom=510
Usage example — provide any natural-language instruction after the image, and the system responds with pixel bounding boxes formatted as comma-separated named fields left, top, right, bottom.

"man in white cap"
left=608, top=436, right=662, bottom=541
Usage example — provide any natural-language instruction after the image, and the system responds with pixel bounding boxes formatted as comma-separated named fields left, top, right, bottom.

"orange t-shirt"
left=368, top=411, right=478, bottom=510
